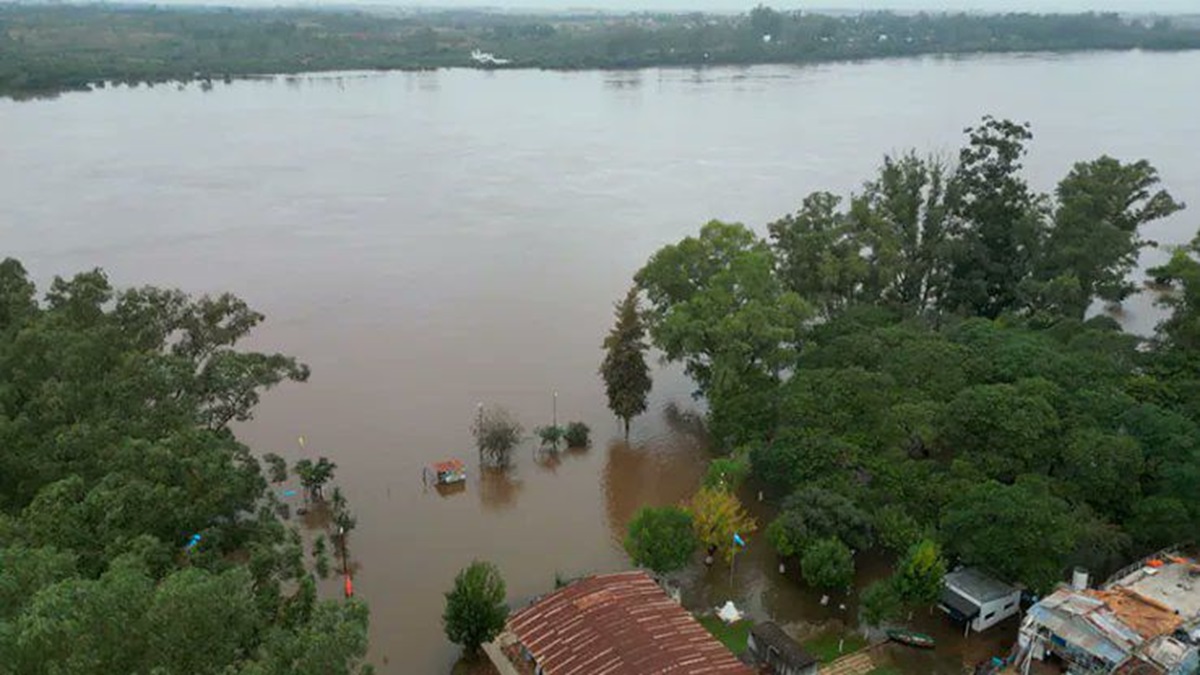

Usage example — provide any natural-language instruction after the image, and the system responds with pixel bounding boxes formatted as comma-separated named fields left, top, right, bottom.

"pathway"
left=822, top=650, right=876, bottom=675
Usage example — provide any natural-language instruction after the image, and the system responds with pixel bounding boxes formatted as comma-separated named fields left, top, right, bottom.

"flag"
left=185, top=534, right=202, bottom=551
left=733, top=533, right=746, bottom=548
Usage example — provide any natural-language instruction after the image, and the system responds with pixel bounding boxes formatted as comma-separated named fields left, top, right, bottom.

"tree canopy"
left=624, top=506, right=697, bottom=575
left=631, top=119, right=1199, bottom=593
left=0, top=262, right=370, bottom=673
left=442, top=560, right=509, bottom=657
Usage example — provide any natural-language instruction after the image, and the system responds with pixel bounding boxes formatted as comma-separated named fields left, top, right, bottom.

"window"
left=984, top=612, right=995, bottom=620
left=1004, top=602, right=1014, bottom=610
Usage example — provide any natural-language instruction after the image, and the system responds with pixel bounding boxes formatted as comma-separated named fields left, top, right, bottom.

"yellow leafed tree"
left=688, top=486, right=757, bottom=564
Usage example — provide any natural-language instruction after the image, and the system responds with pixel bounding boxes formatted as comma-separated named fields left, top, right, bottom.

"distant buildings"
left=1016, top=553, right=1200, bottom=675
left=939, top=567, right=1023, bottom=634
left=484, top=570, right=753, bottom=675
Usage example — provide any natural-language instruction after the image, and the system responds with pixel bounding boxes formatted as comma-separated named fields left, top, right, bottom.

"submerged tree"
left=295, top=457, right=337, bottom=502
left=600, top=287, right=653, bottom=439
left=801, top=537, right=855, bottom=590
left=443, top=560, right=509, bottom=658
left=471, top=406, right=524, bottom=467
left=263, top=452, right=289, bottom=484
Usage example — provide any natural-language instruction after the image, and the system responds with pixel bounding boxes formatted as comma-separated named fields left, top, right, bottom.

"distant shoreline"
left=3, top=4, right=1200, bottom=99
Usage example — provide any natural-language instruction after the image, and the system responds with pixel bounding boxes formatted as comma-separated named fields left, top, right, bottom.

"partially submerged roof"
left=432, top=459, right=464, bottom=473
left=1028, top=588, right=1144, bottom=665
left=945, top=567, right=1017, bottom=603
left=507, top=570, right=754, bottom=675
left=749, top=622, right=817, bottom=668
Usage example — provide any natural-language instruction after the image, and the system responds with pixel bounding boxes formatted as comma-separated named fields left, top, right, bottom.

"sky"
left=54, top=0, right=1199, bottom=12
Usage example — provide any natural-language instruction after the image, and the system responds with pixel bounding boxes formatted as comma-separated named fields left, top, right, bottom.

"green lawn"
left=866, top=666, right=904, bottom=675
left=696, top=615, right=751, bottom=655
left=801, top=630, right=869, bottom=663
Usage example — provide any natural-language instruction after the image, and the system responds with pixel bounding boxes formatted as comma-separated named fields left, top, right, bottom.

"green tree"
left=941, top=383, right=1060, bottom=481
left=800, top=538, right=854, bottom=590
left=769, top=487, right=873, bottom=553
left=263, top=453, right=288, bottom=484
left=861, top=578, right=903, bottom=626
left=599, top=287, right=652, bottom=439
left=563, top=421, right=590, bottom=448
left=941, top=479, right=1078, bottom=593
left=943, top=116, right=1046, bottom=318
left=442, top=561, right=509, bottom=657
left=894, top=539, right=946, bottom=609
left=623, top=506, right=697, bottom=574
left=1036, top=157, right=1182, bottom=318
left=294, top=457, right=337, bottom=502
left=702, top=457, right=749, bottom=492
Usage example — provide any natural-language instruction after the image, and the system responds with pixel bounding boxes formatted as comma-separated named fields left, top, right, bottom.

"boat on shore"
left=886, top=629, right=936, bottom=649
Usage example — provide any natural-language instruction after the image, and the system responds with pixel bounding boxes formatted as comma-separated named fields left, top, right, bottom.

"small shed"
left=426, top=459, right=466, bottom=485
left=747, top=622, right=818, bottom=675
left=940, top=567, right=1022, bottom=633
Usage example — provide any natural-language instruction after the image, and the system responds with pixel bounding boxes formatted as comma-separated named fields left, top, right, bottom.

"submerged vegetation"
left=2, top=4, right=1200, bottom=98
left=629, top=117, right=1200, bottom=595
left=0, top=263, right=371, bottom=673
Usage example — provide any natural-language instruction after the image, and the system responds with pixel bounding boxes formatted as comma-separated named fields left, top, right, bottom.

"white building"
left=939, top=567, right=1023, bottom=634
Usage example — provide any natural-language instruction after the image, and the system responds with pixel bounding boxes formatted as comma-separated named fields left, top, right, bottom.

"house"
left=747, top=622, right=818, bottom=675
left=484, top=570, right=754, bottom=675
left=939, top=567, right=1023, bottom=634
left=1016, top=553, right=1200, bottom=675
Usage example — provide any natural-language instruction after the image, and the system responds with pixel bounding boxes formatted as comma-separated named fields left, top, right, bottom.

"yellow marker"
left=298, top=436, right=306, bottom=448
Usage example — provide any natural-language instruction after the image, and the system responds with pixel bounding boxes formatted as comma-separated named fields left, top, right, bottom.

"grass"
left=802, top=630, right=869, bottom=663
left=696, top=615, right=751, bottom=655
left=867, top=667, right=904, bottom=675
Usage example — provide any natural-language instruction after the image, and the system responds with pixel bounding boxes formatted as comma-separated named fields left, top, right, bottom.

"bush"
left=443, top=560, right=509, bottom=656
left=860, top=578, right=902, bottom=626
left=535, top=425, right=565, bottom=448
left=564, top=421, right=590, bottom=448
left=473, top=406, right=524, bottom=465
left=624, top=506, right=697, bottom=574
left=801, top=538, right=855, bottom=590
left=703, top=457, right=748, bottom=492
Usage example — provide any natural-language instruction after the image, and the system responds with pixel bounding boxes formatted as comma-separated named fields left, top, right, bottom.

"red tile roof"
left=507, top=570, right=755, bottom=675
left=432, top=459, right=464, bottom=473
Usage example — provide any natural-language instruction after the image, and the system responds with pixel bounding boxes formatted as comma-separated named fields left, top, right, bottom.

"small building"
left=485, top=570, right=754, bottom=675
left=939, top=567, right=1022, bottom=633
left=747, top=621, right=818, bottom=675
left=425, top=459, right=466, bottom=485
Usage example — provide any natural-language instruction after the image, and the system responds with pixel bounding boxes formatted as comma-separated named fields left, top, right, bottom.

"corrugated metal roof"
left=507, top=571, right=754, bottom=675
left=945, top=568, right=1017, bottom=602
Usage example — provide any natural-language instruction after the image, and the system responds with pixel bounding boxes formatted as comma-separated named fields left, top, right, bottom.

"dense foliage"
left=3, top=5, right=1200, bottom=98
left=0, top=262, right=371, bottom=674
left=632, top=120, right=1200, bottom=593
left=442, top=560, right=508, bottom=657
left=624, top=506, right=698, bottom=574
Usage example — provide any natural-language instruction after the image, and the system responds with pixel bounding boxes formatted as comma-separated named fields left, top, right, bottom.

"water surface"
left=2, top=50, right=1198, bottom=673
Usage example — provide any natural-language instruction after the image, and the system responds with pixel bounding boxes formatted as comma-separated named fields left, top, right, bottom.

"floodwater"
left=2, top=50, right=1199, bottom=673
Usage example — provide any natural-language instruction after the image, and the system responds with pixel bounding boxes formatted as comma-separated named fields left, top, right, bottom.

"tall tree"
left=442, top=560, right=508, bottom=658
left=893, top=539, right=947, bottom=609
left=600, top=287, right=652, bottom=439
left=1035, top=157, right=1183, bottom=318
left=943, top=117, right=1046, bottom=318
left=800, top=537, right=855, bottom=590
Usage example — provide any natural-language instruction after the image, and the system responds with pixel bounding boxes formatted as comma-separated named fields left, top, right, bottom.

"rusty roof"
left=1086, top=588, right=1182, bottom=641
left=507, top=570, right=754, bottom=675
left=432, top=459, right=464, bottom=473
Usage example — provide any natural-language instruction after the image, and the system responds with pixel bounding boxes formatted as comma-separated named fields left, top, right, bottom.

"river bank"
left=4, top=5, right=1200, bottom=98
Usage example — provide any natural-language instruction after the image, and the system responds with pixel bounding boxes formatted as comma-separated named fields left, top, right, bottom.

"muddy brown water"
left=3, top=51, right=1199, bottom=673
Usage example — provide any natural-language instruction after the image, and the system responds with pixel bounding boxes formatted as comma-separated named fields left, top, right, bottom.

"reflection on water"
left=478, top=466, right=524, bottom=512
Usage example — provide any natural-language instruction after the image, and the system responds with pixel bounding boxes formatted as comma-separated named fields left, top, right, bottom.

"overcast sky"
left=89, top=0, right=1199, bottom=12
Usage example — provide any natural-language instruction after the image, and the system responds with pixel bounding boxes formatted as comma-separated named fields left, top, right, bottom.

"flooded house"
left=1015, top=554, right=1200, bottom=674
left=939, top=567, right=1023, bottom=634
left=483, top=570, right=753, bottom=675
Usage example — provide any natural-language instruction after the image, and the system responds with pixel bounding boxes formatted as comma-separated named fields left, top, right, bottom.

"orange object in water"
left=1147, top=559, right=1164, bottom=568
left=344, top=575, right=354, bottom=597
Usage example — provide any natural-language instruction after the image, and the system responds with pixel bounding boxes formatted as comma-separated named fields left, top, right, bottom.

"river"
left=2, top=50, right=1198, bottom=673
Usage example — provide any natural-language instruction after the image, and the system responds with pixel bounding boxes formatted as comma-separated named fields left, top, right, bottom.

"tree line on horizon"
left=2, top=4, right=1200, bottom=97
left=605, top=116, right=1200, bottom=602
